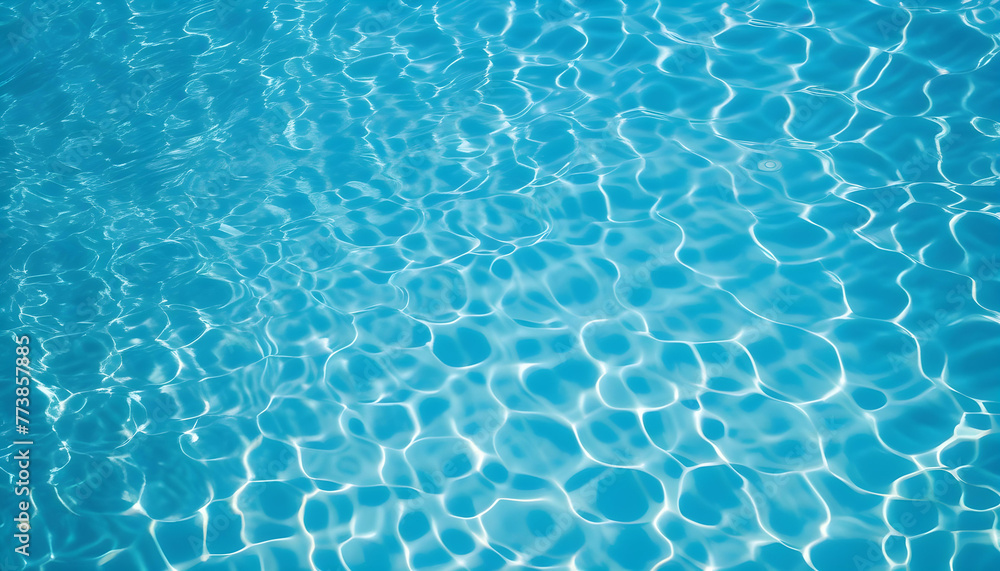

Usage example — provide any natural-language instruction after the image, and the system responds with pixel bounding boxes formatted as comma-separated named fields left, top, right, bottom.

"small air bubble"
left=758, top=159, right=782, bottom=172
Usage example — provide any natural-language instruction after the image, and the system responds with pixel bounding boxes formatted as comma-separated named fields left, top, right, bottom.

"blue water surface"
left=2, top=0, right=1000, bottom=570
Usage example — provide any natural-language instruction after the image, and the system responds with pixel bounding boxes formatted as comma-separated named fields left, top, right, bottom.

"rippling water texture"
left=2, top=0, right=1000, bottom=569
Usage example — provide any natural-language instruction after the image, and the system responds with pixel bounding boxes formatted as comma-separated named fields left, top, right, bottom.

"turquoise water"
left=2, top=0, right=1000, bottom=569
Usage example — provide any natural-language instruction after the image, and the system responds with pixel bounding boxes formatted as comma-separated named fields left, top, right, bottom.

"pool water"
left=2, top=0, right=1000, bottom=570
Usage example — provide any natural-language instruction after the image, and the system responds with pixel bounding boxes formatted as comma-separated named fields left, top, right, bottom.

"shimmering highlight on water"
left=2, top=0, right=1000, bottom=570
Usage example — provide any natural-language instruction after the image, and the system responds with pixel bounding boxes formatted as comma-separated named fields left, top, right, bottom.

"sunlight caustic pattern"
left=1, top=0, right=999, bottom=570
